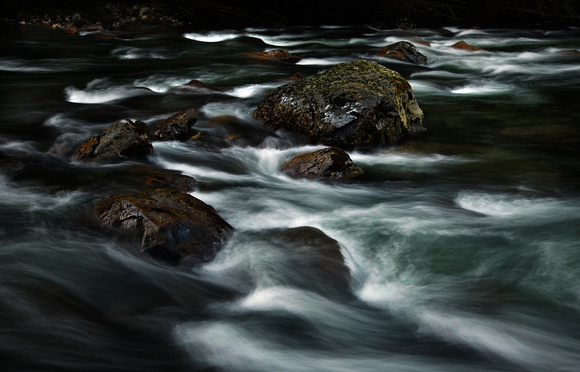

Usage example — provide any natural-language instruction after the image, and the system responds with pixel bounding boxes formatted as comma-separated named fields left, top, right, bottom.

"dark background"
left=3, top=0, right=580, bottom=29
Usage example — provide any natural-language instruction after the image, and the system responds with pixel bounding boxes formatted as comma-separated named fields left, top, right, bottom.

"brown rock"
left=246, top=49, right=303, bottom=64
left=451, top=40, right=484, bottom=51
left=151, top=108, right=199, bottom=141
left=281, top=147, right=363, bottom=179
left=184, top=80, right=220, bottom=91
left=95, top=189, right=234, bottom=263
left=560, top=50, right=580, bottom=56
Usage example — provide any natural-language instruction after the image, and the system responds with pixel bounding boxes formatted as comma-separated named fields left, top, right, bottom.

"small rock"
left=282, top=147, right=363, bottom=179
left=95, top=189, right=234, bottom=263
left=77, top=119, right=153, bottom=162
left=451, top=40, right=484, bottom=51
left=184, top=80, right=220, bottom=91
left=246, top=49, right=303, bottom=64
left=376, top=41, right=427, bottom=65
left=151, top=108, right=199, bottom=141
left=560, top=50, right=580, bottom=56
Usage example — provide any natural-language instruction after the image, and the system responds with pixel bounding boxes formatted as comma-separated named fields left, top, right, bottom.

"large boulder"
left=253, top=59, right=424, bottom=149
left=95, top=189, right=234, bottom=263
left=151, top=108, right=199, bottom=141
left=376, top=41, right=427, bottom=65
left=77, top=119, right=153, bottom=162
left=281, top=147, right=363, bottom=179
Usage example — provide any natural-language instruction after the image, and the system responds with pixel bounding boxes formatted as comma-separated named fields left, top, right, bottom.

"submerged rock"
left=246, top=49, right=303, bottom=63
left=254, top=59, right=425, bottom=149
left=282, top=147, right=363, bottom=179
left=95, top=189, right=233, bottom=264
left=451, top=40, right=484, bottom=51
left=376, top=41, right=427, bottom=65
left=183, top=80, right=220, bottom=91
left=151, top=108, right=199, bottom=141
left=77, top=119, right=153, bottom=162
left=273, top=226, right=351, bottom=292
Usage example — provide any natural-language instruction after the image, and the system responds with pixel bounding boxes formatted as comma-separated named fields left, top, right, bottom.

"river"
left=1, top=24, right=579, bottom=371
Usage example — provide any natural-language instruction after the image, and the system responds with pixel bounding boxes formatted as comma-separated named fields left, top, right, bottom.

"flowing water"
left=1, top=24, right=580, bottom=371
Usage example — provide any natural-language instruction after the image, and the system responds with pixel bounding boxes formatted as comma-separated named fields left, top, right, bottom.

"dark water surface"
left=1, top=25, right=579, bottom=371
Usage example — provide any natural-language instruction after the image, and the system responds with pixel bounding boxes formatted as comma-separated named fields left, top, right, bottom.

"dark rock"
left=273, top=226, right=351, bottom=292
left=560, top=50, right=580, bottom=56
left=276, top=72, right=305, bottom=82
left=151, top=108, right=199, bottom=141
left=77, top=119, right=153, bottom=162
left=128, top=166, right=197, bottom=191
left=282, top=147, right=363, bottom=179
left=451, top=40, right=484, bottom=51
left=246, top=49, right=303, bottom=64
left=184, top=80, right=220, bottom=91
left=254, top=59, right=425, bottom=149
left=95, top=189, right=234, bottom=263
left=376, top=41, right=428, bottom=64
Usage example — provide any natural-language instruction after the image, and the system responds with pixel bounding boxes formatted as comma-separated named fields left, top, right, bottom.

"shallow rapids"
left=1, top=25, right=579, bottom=371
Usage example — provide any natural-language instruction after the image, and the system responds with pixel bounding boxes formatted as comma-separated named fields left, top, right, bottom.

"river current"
left=1, top=25, right=579, bottom=371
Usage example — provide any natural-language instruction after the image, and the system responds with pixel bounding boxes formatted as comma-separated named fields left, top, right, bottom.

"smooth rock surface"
left=376, top=41, right=428, bottom=64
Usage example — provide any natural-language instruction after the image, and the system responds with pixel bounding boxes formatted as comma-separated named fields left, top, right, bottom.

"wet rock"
left=95, top=189, right=234, bottom=263
left=560, top=50, right=580, bottom=56
left=376, top=41, right=427, bottom=65
left=246, top=49, right=303, bottom=64
left=276, top=72, right=304, bottom=82
left=273, top=226, right=351, bottom=292
left=254, top=59, right=425, bottom=149
left=127, top=166, right=197, bottom=191
left=151, top=108, right=199, bottom=141
left=451, top=40, right=484, bottom=51
left=183, top=80, right=220, bottom=91
left=282, top=147, right=363, bottom=179
left=77, top=119, right=153, bottom=162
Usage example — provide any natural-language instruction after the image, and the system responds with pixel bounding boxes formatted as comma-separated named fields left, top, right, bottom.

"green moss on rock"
left=254, top=59, right=424, bottom=149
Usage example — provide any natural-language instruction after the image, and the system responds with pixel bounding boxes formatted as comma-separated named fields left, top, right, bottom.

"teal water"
left=1, top=25, right=579, bottom=371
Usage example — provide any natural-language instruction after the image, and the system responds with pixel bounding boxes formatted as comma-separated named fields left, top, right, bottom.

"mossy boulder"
left=95, top=189, right=233, bottom=264
left=254, top=59, right=424, bottom=149
left=77, top=119, right=153, bottom=162
left=281, top=147, right=363, bottom=179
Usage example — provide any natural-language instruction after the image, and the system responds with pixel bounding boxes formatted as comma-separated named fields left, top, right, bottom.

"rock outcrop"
left=151, top=108, right=199, bottom=141
left=376, top=41, right=427, bottom=65
left=77, top=119, right=153, bottom=162
left=95, top=189, right=233, bottom=263
left=254, top=59, right=424, bottom=149
left=282, top=147, right=363, bottom=179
